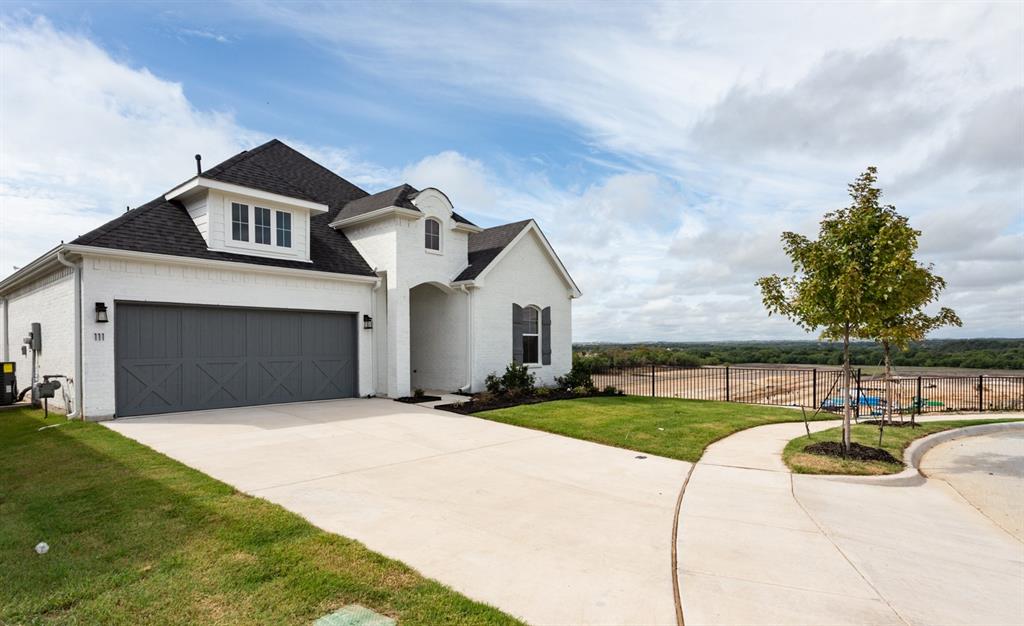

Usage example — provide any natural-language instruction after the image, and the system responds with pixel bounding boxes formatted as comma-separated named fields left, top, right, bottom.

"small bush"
left=603, top=385, right=619, bottom=395
left=572, top=386, right=590, bottom=396
left=484, top=373, right=503, bottom=395
left=535, top=386, right=551, bottom=397
left=557, top=361, right=594, bottom=391
left=501, top=362, right=536, bottom=395
left=484, top=362, right=537, bottom=396
left=413, top=388, right=425, bottom=398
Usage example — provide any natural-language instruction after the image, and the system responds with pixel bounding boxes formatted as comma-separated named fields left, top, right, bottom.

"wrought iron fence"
left=590, top=364, right=1024, bottom=414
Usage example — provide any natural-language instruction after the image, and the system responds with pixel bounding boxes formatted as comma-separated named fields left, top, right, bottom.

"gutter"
left=56, top=248, right=83, bottom=420
left=459, top=285, right=474, bottom=393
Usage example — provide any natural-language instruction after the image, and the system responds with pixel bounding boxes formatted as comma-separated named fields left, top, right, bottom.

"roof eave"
left=0, top=245, right=65, bottom=295
left=329, top=206, right=421, bottom=230
left=63, top=244, right=380, bottom=284
left=165, top=177, right=330, bottom=213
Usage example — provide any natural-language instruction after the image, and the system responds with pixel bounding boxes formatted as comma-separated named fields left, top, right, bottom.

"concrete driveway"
left=105, top=398, right=689, bottom=625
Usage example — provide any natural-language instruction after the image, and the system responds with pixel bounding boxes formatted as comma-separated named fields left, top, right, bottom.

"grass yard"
left=783, top=418, right=1022, bottom=475
left=474, top=396, right=834, bottom=462
left=0, top=407, right=520, bottom=626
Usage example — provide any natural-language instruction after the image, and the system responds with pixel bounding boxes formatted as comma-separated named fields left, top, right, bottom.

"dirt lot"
left=593, top=365, right=1024, bottom=413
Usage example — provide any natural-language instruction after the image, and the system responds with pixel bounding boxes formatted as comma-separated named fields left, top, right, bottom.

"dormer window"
left=255, top=207, right=272, bottom=244
left=425, top=218, right=441, bottom=252
left=231, top=202, right=249, bottom=242
left=276, top=212, right=292, bottom=248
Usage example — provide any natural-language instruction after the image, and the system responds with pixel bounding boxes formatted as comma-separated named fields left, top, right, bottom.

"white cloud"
left=0, top=17, right=389, bottom=276
left=2, top=7, right=1021, bottom=341
left=246, top=1, right=1022, bottom=339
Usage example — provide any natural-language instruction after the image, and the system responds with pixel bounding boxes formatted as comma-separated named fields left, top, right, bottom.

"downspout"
left=56, top=249, right=83, bottom=419
left=459, top=285, right=473, bottom=393
left=2, top=296, right=8, bottom=361
left=369, top=274, right=383, bottom=396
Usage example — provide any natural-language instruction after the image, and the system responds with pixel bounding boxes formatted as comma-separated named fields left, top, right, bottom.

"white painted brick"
left=3, top=269, right=76, bottom=412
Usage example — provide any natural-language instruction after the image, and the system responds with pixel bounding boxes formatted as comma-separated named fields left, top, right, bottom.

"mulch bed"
left=395, top=395, right=443, bottom=404
left=803, top=441, right=900, bottom=464
left=435, top=390, right=617, bottom=414
left=860, top=419, right=920, bottom=428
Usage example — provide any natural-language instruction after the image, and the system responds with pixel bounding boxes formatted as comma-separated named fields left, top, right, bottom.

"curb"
left=821, top=421, right=1024, bottom=486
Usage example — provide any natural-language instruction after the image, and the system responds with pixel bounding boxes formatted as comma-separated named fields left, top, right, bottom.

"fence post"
left=854, top=368, right=862, bottom=420
left=725, top=366, right=730, bottom=402
left=651, top=363, right=656, bottom=398
left=916, top=376, right=922, bottom=415
left=812, top=368, right=818, bottom=408
left=979, top=375, right=984, bottom=412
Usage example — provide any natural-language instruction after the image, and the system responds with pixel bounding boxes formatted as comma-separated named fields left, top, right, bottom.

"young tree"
left=871, top=306, right=961, bottom=435
left=757, top=167, right=897, bottom=452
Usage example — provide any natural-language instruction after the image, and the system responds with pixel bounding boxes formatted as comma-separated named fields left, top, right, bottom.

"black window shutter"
left=512, top=304, right=524, bottom=364
left=541, top=306, right=552, bottom=365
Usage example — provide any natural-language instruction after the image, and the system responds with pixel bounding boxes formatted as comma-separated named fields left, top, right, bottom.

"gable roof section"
left=333, top=183, right=478, bottom=227
left=334, top=184, right=419, bottom=222
left=72, top=139, right=377, bottom=277
left=454, top=219, right=531, bottom=281
left=455, top=220, right=581, bottom=297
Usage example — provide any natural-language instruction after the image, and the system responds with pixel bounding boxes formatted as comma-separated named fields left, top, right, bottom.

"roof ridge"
left=264, top=139, right=370, bottom=199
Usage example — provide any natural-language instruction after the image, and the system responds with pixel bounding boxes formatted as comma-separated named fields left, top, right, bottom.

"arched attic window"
left=424, top=218, right=441, bottom=251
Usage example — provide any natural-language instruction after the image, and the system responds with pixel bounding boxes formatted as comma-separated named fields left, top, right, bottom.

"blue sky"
left=1, top=2, right=1022, bottom=340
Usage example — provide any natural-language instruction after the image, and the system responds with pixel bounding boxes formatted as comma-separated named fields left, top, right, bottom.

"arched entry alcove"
left=408, top=281, right=467, bottom=392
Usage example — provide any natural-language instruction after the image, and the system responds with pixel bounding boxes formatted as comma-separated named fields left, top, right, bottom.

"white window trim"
left=223, top=196, right=299, bottom=258
left=522, top=305, right=541, bottom=365
left=424, top=217, right=443, bottom=255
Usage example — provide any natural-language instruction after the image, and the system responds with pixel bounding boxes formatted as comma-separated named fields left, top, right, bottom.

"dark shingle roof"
left=454, top=219, right=532, bottom=281
left=70, top=139, right=487, bottom=279
left=73, top=139, right=376, bottom=277
left=333, top=183, right=478, bottom=227
left=334, top=184, right=419, bottom=222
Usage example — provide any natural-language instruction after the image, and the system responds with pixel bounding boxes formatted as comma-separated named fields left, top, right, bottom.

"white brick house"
left=0, top=140, right=580, bottom=418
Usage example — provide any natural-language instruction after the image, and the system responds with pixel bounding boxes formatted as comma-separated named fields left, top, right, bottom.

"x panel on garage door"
left=115, top=303, right=357, bottom=417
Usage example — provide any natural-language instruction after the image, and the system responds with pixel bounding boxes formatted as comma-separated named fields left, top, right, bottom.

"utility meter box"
left=37, top=379, right=61, bottom=400
left=0, top=362, right=15, bottom=406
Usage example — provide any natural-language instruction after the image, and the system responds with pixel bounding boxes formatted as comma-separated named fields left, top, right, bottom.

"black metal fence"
left=590, top=364, right=1024, bottom=414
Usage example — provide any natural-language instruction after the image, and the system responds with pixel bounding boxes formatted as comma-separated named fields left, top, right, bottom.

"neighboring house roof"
left=455, top=219, right=533, bottom=281
left=72, top=139, right=380, bottom=277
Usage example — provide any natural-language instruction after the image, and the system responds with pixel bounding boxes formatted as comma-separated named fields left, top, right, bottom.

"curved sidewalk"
left=676, top=414, right=1024, bottom=626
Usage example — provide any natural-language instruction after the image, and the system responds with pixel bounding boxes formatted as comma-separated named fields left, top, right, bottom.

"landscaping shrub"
left=485, top=373, right=504, bottom=395
left=535, top=386, right=551, bottom=397
left=603, top=385, right=620, bottom=395
left=484, top=362, right=537, bottom=396
left=557, top=359, right=595, bottom=391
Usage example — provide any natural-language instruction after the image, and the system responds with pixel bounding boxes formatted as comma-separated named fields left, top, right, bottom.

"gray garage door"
left=115, top=303, right=357, bottom=417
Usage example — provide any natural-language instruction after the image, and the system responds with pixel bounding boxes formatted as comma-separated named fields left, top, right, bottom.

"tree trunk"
left=842, top=324, right=852, bottom=453
left=879, top=340, right=890, bottom=447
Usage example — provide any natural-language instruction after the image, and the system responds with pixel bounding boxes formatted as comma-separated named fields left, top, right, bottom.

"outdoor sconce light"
left=95, top=302, right=109, bottom=323
left=363, top=315, right=373, bottom=330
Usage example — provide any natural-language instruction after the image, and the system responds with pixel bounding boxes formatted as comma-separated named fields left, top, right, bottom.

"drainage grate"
left=314, top=604, right=396, bottom=626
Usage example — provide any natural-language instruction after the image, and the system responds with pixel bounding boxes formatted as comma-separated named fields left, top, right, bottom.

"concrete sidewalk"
left=678, top=414, right=1024, bottom=626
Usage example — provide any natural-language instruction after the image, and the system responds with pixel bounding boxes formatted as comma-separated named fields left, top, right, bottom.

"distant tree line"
left=573, top=339, right=1024, bottom=370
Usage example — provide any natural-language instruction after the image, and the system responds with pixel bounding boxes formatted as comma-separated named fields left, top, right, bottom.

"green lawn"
left=0, top=407, right=520, bottom=626
left=783, top=418, right=1022, bottom=475
left=474, top=396, right=834, bottom=462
